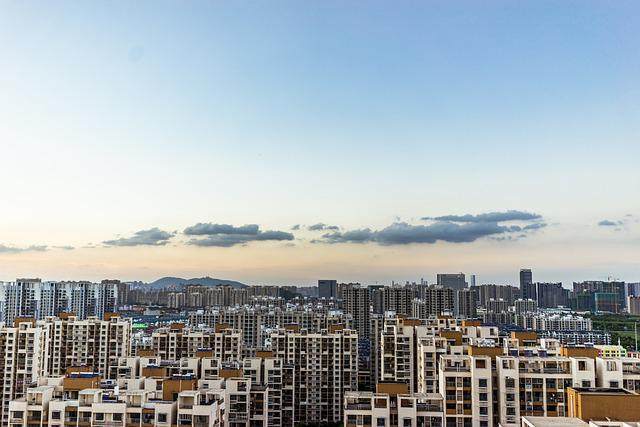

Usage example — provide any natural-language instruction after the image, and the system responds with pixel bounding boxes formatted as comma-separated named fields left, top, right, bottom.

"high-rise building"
left=473, top=284, right=520, bottom=307
left=44, top=314, right=131, bottom=377
left=628, top=296, right=640, bottom=315
left=573, top=281, right=627, bottom=313
left=371, top=285, right=415, bottom=315
left=520, top=269, right=535, bottom=301
left=0, top=319, right=50, bottom=423
left=0, top=280, right=119, bottom=325
left=439, top=355, right=494, bottom=426
left=436, top=273, right=467, bottom=290
left=318, top=279, right=338, bottom=299
left=455, top=288, right=477, bottom=318
left=535, top=282, right=569, bottom=308
left=270, top=327, right=358, bottom=424
left=341, top=284, right=371, bottom=340
left=412, top=286, right=456, bottom=318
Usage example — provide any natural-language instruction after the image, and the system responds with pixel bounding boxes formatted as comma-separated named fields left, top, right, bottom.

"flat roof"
left=522, top=416, right=588, bottom=427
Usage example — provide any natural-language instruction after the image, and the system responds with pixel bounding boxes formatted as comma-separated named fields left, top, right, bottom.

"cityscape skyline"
left=1, top=1, right=639, bottom=284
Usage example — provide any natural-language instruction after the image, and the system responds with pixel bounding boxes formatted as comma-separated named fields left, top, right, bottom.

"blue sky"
left=0, top=1, right=638, bottom=285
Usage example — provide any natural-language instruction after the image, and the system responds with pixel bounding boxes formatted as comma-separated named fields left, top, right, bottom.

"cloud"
left=319, top=221, right=519, bottom=245
left=291, top=224, right=301, bottom=231
left=598, top=219, right=621, bottom=227
left=315, top=211, right=546, bottom=246
left=0, top=244, right=48, bottom=254
left=523, top=222, right=547, bottom=231
left=425, top=210, right=542, bottom=223
left=103, top=228, right=175, bottom=247
left=308, top=223, right=340, bottom=231
left=184, top=223, right=259, bottom=236
left=53, top=245, right=75, bottom=250
left=184, top=222, right=294, bottom=247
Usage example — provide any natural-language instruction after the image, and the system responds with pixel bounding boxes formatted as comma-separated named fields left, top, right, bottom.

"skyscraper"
left=318, top=279, right=338, bottom=299
left=519, top=268, right=535, bottom=300
left=436, top=273, right=467, bottom=290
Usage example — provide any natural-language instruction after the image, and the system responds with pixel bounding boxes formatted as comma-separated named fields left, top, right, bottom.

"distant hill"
left=146, top=276, right=247, bottom=290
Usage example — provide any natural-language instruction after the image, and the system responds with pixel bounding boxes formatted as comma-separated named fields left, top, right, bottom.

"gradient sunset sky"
left=0, top=1, right=638, bottom=286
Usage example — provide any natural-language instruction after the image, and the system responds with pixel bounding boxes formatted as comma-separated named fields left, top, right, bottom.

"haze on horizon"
left=0, top=1, right=639, bottom=286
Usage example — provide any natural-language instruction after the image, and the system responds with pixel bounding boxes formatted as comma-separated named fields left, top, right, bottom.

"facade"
left=0, top=280, right=118, bottom=325
left=455, top=289, right=477, bottom=318
left=318, top=279, right=338, bottom=299
left=270, top=327, right=359, bottom=424
left=342, top=284, right=372, bottom=340
left=520, top=269, right=535, bottom=301
left=412, top=287, right=456, bottom=318
left=437, top=274, right=467, bottom=290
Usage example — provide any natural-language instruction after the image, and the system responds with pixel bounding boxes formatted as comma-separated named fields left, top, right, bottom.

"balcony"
left=345, top=403, right=372, bottom=411
left=444, top=366, right=470, bottom=372
left=416, top=403, right=441, bottom=412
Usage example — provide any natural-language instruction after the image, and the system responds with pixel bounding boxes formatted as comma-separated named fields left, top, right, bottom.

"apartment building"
left=269, top=327, right=358, bottom=424
left=372, top=286, right=415, bottom=316
left=0, top=280, right=118, bottom=325
left=44, top=314, right=131, bottom=377
left=188, top=305, right=351, bottom=350
left=344, top=383, right=444, bottom=427
left=0, top=319, right=50, bottom=424
left=412, top=286, right=455, bottom=318
left=495, top=355, right=596, bottom=425
left=341, top=284, right=372, bottom=340
left=150, top=324, right=243, bottom=361
left=438, top=355, right=493, bottom=427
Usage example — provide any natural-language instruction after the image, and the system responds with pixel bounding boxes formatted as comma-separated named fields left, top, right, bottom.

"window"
left=158, top=414, right=167, bottom=423
left=478, top=379, right=487, bottom=388
left=582, top=380, right=591, bottom=387
left=578, top=361, right=587, bottom=371
left=113, top=414, right=122, bottom=421
left=479, top=393, right=487, bottom=402
left=475, top=359, right=486, bottom=369
left=95, top=413, right=104, bottom=421
left=610, top=381, right=619, bottom=388
left=479, top=407, right=488, bottom=415
left=377, top=417, right=386, bottom=427
left=51, top=412, right=61, bottom=420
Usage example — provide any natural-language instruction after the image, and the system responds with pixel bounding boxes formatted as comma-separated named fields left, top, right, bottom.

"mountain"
left=146, top=276, right=247, bottom=290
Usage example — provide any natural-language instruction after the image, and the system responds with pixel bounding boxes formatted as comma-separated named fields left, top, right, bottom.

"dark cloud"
left=291, top=224, right=301, bottom=231
left=523, top=222, right=547, bottom=231
left=308, top=223, right=340, bottom=231
left=0, top=244, right=48, bottom=254
left=319, top=221, right=521, bottom=245
left=316, top=213, right=546, bottom=246
left=184, top=223, right=260, bottom=236
left=598, top=220, right=621, bottom=227
left=425, top=210, right=542, bottom=223
left=103, top=228, right=175, bottom=247
left=184, top=223, right=294, bottom=247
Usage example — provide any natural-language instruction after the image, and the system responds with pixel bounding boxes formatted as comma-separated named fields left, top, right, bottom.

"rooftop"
left=522, top=416, right=588, bottom=427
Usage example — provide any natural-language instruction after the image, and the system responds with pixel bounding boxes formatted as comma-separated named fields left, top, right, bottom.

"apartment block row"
left=0, top=315, right=131, bottom=424
left=0, top=279, right=119, bottom=325
left=187, top=304, right=351, bottom=349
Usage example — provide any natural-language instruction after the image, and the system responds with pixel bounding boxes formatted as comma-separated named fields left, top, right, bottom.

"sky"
left=0, top=1, right=639, bottom=286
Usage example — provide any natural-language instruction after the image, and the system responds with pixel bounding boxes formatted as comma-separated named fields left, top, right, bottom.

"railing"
left=416, top=403, right=441, bottom=412
left=444, top=366, right=470, bottom=372
left=345, top=403, right=372, bottom=410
